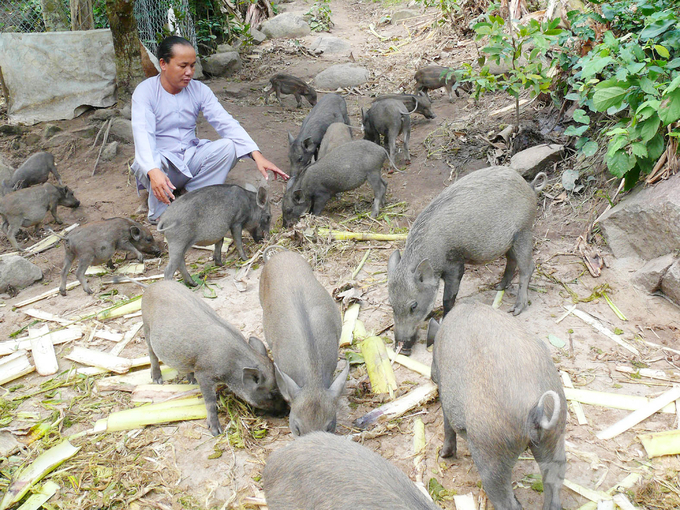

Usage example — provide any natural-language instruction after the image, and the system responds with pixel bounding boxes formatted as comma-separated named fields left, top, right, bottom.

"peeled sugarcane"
left=339, top=303, right=361, bottom=347
left=639, top=429, right=680, bottom=458
left=564, top=387, right=676, bottom=414
left=360, top=332, right=398, bottom=397
left=385, top=346, right=431, bottom=378
left=354, top=381, right=438, bottom=429
left=0, top=350, right=35, bottom=385
left=317, top=228, right=407, bottom=242
left=94, top=395, right=207, bottom=432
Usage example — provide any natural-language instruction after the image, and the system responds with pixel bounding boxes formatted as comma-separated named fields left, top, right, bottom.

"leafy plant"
left=304, top=0, right=333, bottom=32
left=460, top=15, right=562, bottom=128
left=561, top=1, right=680, bottom=188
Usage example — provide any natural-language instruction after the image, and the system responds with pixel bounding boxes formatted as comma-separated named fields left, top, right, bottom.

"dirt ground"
left=1, top=1, right=680, bottom=509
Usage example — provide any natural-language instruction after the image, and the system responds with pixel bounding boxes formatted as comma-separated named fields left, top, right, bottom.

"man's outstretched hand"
left=252, top=150, right=289, bottom=181
left=148, top=168, right=176, bottom=205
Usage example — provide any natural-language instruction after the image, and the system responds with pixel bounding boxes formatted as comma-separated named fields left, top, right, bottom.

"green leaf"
left=593, top=87, right=628, bottom=112
left=647, top=132, right=665, bottom=160
left=608, top=133, right=630, bottom=152
left=667, top=58, right=680, bottom=70
left=639, top=114, right=661, bottom=143
left=659, top=89, right=680, bottom=125
left=631, top=142, right=648, bottom=158
left=564, top=92, right=581, bottom=101
left=580, top=56, right=613, bottom=79
left=666, top=74, right=680, bottom=94
left=641, top=19, right=676, bottom=40
left=607, top=150, right=636, bottom=177
left=564, top=125, right=589, bottom=136
left=654, top=45, right=670, bottom=58
left=639, top=77, right=658, bottom=96
left=626, top=62, right=646, bottom=75
left=582, top=141, right=599, bottom=157
left=573, top=109, right=590, bottom=124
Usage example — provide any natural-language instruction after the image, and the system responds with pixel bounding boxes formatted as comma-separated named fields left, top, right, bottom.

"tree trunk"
left=71, top=0, right=94, bottom=31
left=105, top=0, right=145, bottom=102
left=40, top=0, right=70, bottom=31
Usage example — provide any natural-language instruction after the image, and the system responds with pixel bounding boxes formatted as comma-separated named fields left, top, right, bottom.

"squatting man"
left=131, top=36, right=288, bottom=223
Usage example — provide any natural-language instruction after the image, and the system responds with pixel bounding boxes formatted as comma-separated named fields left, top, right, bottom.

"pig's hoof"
left=152, top=376, right=163, bottom=384
left=509, top=302, right=527, bottom=316
left=84, top=287, right=93, bottom=295
left=59, top=288, right=66, bottom=296
left=208, top=423, right=223, bottom=436
left=440, top=445, right=457, bottom=458
left=184, top=278, right=198, bottom=288
left=494, top=282, right=508, bottom=291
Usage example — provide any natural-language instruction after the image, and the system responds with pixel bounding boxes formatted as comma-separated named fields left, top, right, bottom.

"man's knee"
left=211, top=138, right=237, bottom=162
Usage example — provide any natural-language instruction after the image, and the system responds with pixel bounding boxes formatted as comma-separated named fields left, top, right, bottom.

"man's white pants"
left=147, top=139, right=238, bottom=221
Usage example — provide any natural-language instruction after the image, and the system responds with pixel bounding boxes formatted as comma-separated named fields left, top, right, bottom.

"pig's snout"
left=395, top=332, right=417, bottom=356
left=70, top=199, right=81, bottom=208
left=397, top=342, right=413, bottom=357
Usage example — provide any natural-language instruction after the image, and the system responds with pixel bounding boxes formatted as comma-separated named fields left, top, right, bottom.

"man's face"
left=160, top=44, right=196, bottom=93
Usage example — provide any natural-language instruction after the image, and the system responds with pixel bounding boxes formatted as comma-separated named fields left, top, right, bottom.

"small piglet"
left=362, top=98, right=412, bottom=165
left=414, top=65, right=468, bottom=102
left=266, top=74, right=317, bottom=108
left=288, top=94, right=349, bottom=178
left=2, top=152, right=63, bottom=192
left=431, top=303, right=566, bottom=510
left=264, top=432, right=440, bottom=510
left=259, top=249, right=349, bottom=436
left=158, top=184, right=270, bottom=286
left=388, top=166, right=546, bottom=354
left=143, top=280, right=286, bottom=436
left=59, top=218, right=162, bottom=295
left=374, top=91, right=436, bottom=119
left=0, top=183, right=80, bottom=251
left=317, top=122, right=352, bottom=160
left=281, top=140, right=387, bottom=227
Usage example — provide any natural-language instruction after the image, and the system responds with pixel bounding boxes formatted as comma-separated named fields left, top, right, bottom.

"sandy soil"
left=1, top=1, right=679, bottom=509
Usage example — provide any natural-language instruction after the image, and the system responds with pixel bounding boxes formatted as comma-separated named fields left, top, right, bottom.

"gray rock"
left=202, top=52, right=242, bottom=78
left=43, top=132, right=73, bottom=148
left=661, top=260, right=680, bottom=305
left=314, top=64, right=370, bottom=90
left=260, top=12, right=311, bottom=39
left=108, top=118, right=134, bottom=144
left=391, top=9, right=418, bottom=23
left=0, top=255, right=42, bottom=293
left=194, top=58, right=205, bottom=80
left=510, top=143, right=564, bottom=180
left=90, top=108, right=118, bottom=121
left=249, top=27, right=267, bottom=45
left=310, top=35, right=351, bottom=55
left=118, top=104, right=132, bottom=120
left=217, top=43, right=237, bottom=53
left=223, top=82, right=249, bottom=99
left=599, top=173, right=680, bottom=260
left=72, top=125, right=98, bottom=139
left=43, top=124, right=62, bottom=140
left=0, top=125, right=24, bottom=136
left=101, top=141, right=119, bottom=161
left=632, top=254, right=676, bottom=293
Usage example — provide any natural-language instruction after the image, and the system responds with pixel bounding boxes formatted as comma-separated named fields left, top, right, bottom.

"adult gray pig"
left=362, top=98, right=413, bottom=165
left=317, top=122, right=352, bottom=161
left=388, top=166, right=546, bottom=354
left=259, top=248, right=349, bottom=437
left=287, top=94, right=350, bottom=178
left=431, top=302, right=566, bottom=510
left=142, top=280, right=286, bottom=436
left=263, top=432, right=440, bottom=510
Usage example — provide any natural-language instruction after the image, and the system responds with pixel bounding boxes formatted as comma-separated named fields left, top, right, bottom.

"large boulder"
left=661, top=260, right=680, bottom=305
left=310, top=36, right=352, bottom=55
left=314, top=64, right=370, bottom=90
left=202, top=52, right=242, bottom=78
left=631, top=254, right=676, bottom=293
left=260, top=13, right=311, bottom=39
left=0, top=255, right=42, bottom=293
left=510, top=143, right=564, bottom=180
left=599, top=173, right=680, bottom=260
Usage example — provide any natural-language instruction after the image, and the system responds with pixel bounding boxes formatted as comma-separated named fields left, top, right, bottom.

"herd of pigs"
left=0, top=66, right=570, bottom=509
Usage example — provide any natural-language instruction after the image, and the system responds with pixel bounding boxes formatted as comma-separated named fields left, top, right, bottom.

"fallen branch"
left=564, top=387, right=676, bottom=414
left=92, top=118, right=112, bottom=176
left=596, top=386, right=680, bottom=440
left=317, top=228, right=407, bottom=242
left=563, top=306, right=639, bottom=356
left=354, top=381, right=438, bottom=429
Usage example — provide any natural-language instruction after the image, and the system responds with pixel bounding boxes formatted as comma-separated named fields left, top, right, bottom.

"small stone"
left=43, top=124, right=62, bottom=140
left=217, top=43, right=236, bottom=53
left=0, top=125, right=23, bottom=136
left=202, top=52, right=242, bottom=78
left=108, top=118, right=134, bottom=144
left=631, top=254, right=676, bottom=293
left=101, top=141, right=119, bottom=161
left=509, top=144, right=564, bottom=180
left=249, top=28, right=267, bottom=45
left=661, top=260, right=680, bottom=306
left=314, top=64, right=370, bottom=89
left=90, top=108, right=118, bottom=121
left=391, top=9, right=418, bottom=24
left=118, top=104, right=132, bottom=120
left=0, top=255, right=42, bottom=293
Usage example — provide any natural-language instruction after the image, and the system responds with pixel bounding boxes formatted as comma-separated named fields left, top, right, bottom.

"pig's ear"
left=361, top=107, right=366, bottom=121
left=248, top=336, right=268, bottom=356
left=292, top=189, right=304, bottom=205
left=256, top=187, right=268, bottom=209
left=388, top=250, right=401, bottom=276
left=288, top=132, right=295, bottom=145
left=274, top=364, right=301, bottom=403
left=302, top=137, right=315, bottom=153
left=130, top=226, right=141, bottom=241
left=426, top=318, right=440, bottom=349
left=329, top=360, right=350, bottom=399
left=243, top=367, right=263, bottom=390
left=414, top=258, right=435, bottom=286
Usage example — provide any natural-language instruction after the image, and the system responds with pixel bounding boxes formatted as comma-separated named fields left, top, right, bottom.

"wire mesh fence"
left=0, top=0, right=196, bottom=55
